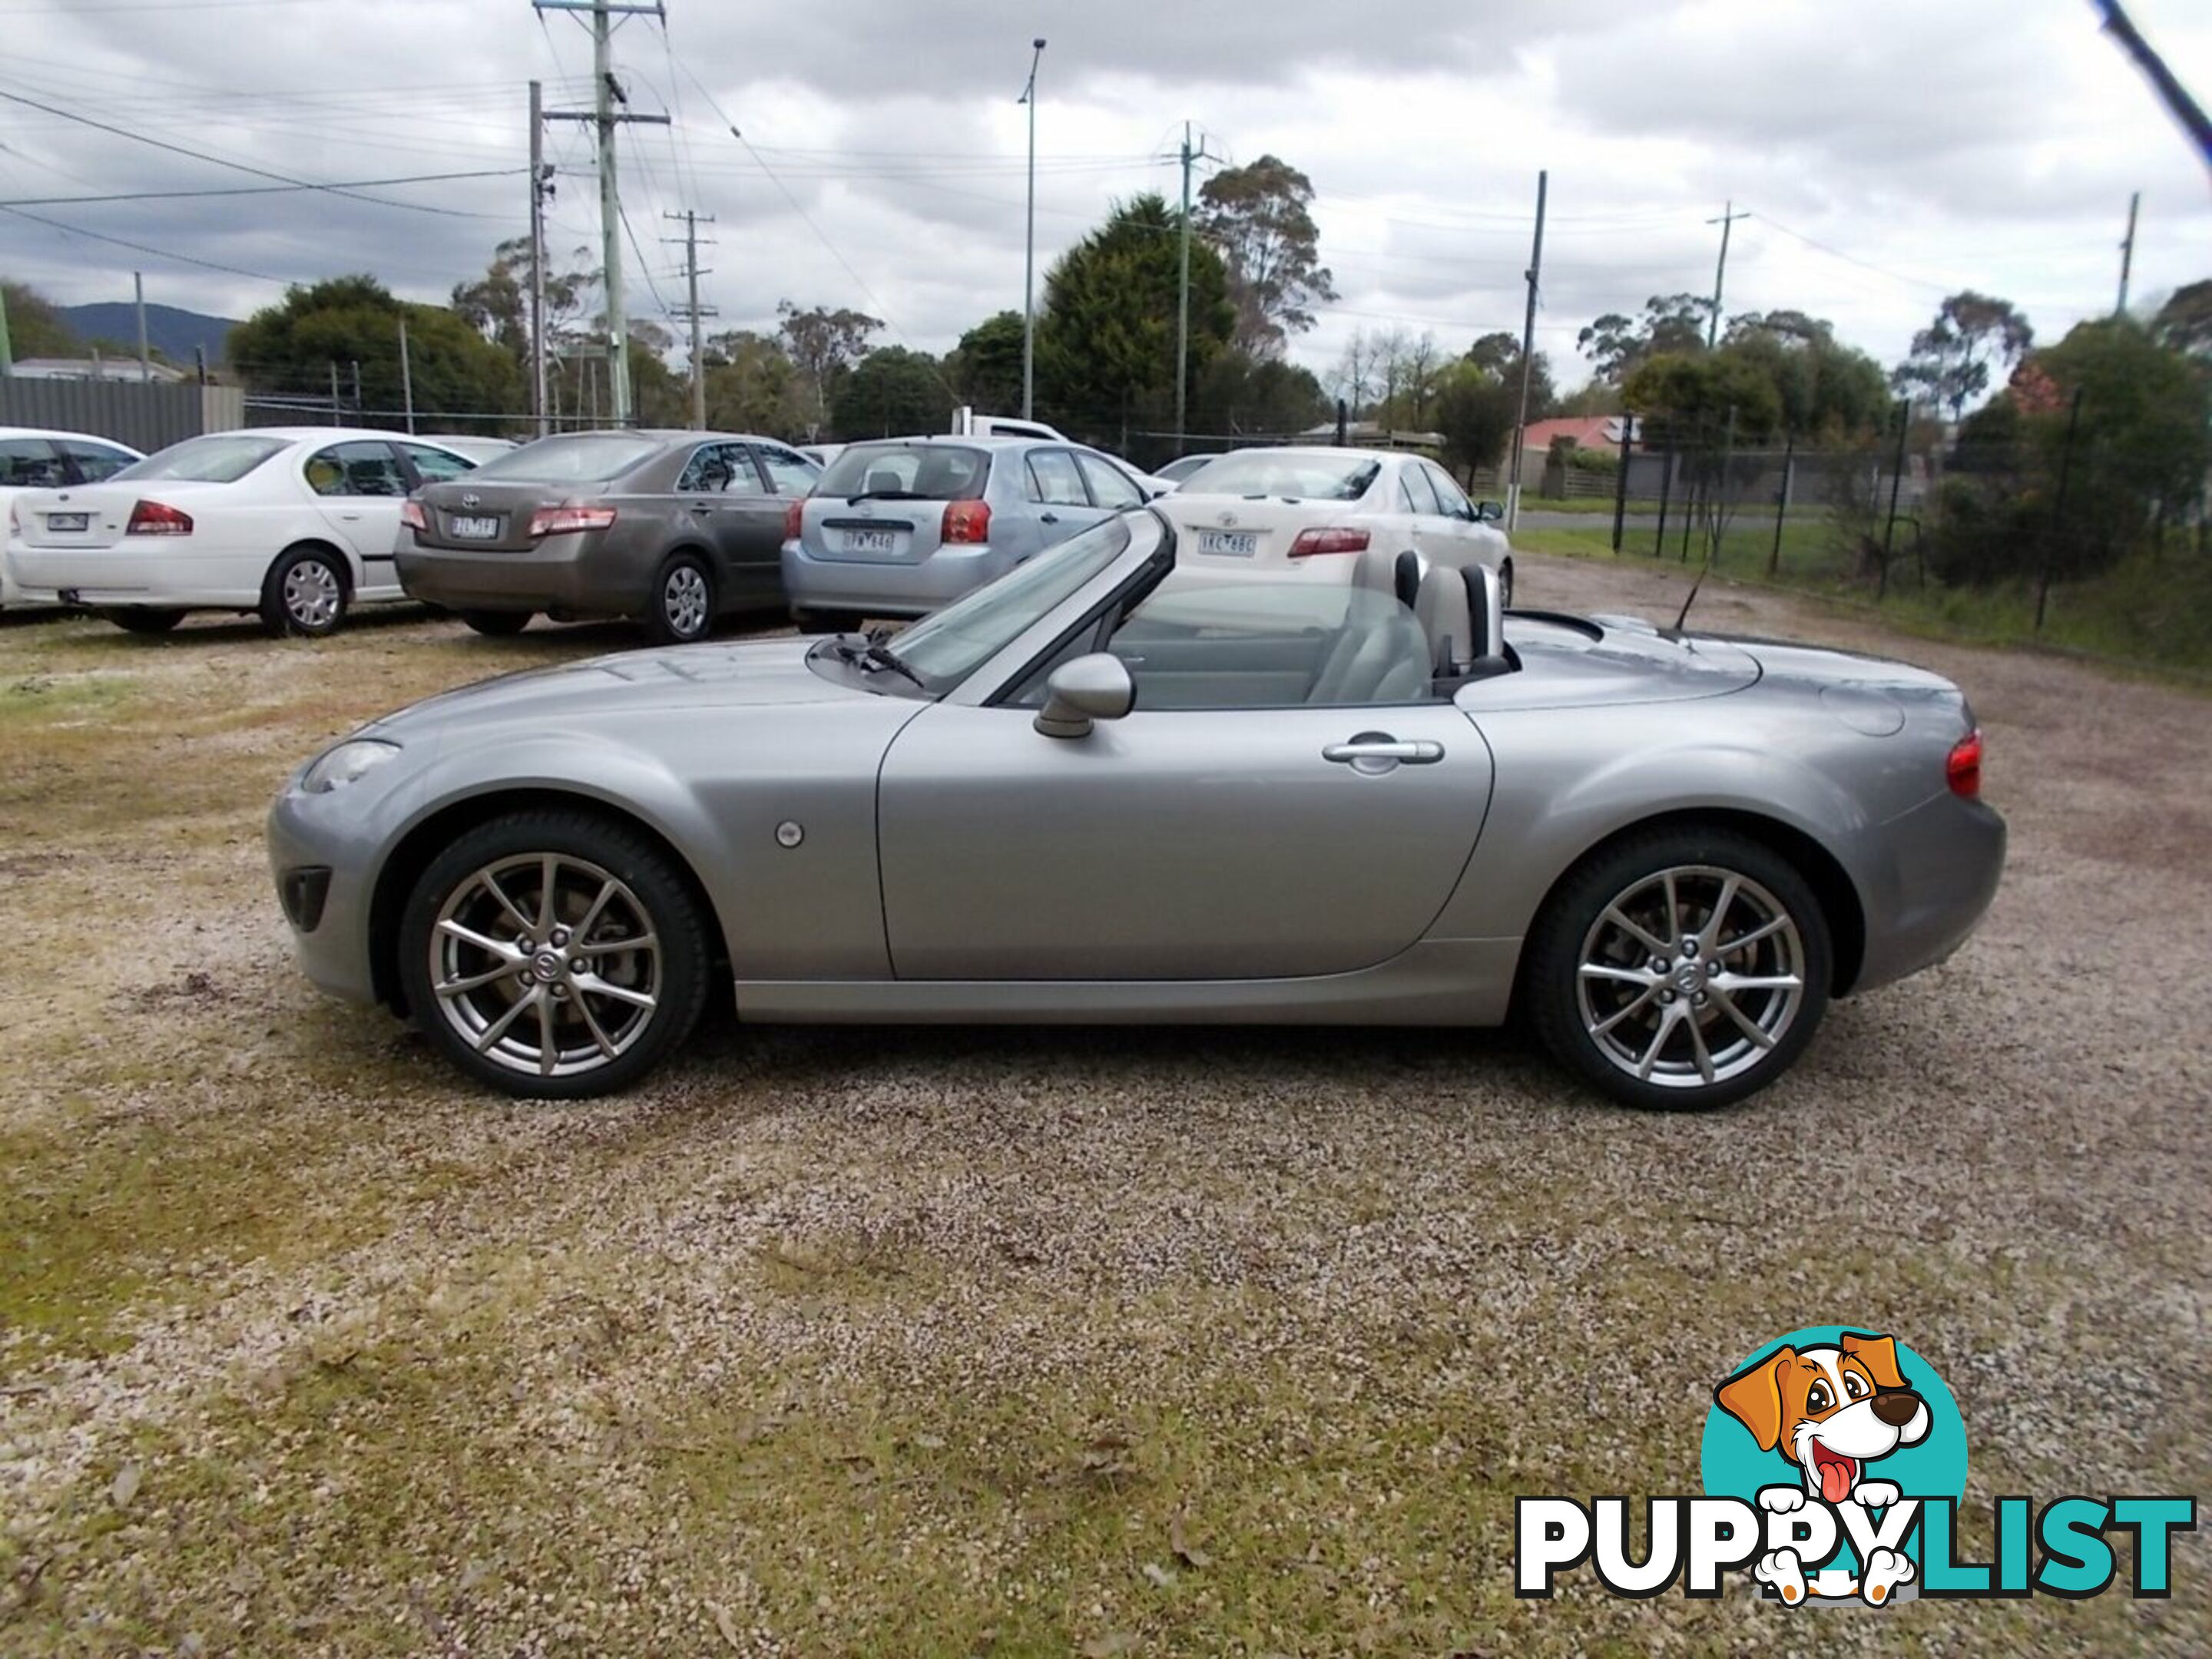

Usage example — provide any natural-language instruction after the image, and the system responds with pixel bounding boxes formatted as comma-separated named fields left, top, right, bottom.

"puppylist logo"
left=1516, top=1325, right=2195, bottom=1607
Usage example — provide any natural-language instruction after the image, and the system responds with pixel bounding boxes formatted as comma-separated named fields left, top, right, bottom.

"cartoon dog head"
left=1714, top=1332, right=1931, bottom=1505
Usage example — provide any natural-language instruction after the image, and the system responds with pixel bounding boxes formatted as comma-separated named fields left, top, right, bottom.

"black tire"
left=103, top=607, right=186, bottom=635
left=1498, top=558, right=1515, bottom=609
left=645, top=552, right=715, bottom=645
left=791, top=608, right=864, bottom=635
left=460, top=609, right=532, bottom=637
left=1523, top=824, right=1832, bottom=1111
left=260, top=545, right=349, bottom=637
left=396, top=810, right=712, bottom=1098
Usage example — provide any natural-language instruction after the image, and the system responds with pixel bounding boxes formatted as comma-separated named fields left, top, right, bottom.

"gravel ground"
left=1, top=551, right=2206, bottom=1657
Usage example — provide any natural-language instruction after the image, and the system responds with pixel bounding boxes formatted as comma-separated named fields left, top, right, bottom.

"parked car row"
left=2, top=421, right=1516, bottom=644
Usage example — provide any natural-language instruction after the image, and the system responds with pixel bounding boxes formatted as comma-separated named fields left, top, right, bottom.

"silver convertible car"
left=267, top=510, right=2004, bottom=1111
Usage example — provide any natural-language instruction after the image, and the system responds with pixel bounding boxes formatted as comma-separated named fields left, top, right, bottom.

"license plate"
left=1197, top=531, right=1257, bottom=558
left=448, top=515, right=500, bottom=539
left=842, top=529, right=898, bottom=555
left=46, top=512, right=88, bottom=532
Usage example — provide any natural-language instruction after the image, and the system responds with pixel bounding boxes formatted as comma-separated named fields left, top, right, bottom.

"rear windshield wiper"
left=843, top=488, right=926, bottom=505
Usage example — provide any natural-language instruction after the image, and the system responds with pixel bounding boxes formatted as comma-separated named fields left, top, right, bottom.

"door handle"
left=1323, top=737, right=1444, bottom=766
left=688, top=502, right=712, bottom=515
left=1039, top=512, right=1059, bottom=525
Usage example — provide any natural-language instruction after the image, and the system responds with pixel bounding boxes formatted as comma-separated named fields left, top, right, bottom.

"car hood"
left=367, top=636, right=866, bottom=737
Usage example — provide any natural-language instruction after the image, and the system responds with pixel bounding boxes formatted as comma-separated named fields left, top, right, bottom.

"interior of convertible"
left=1012, top=545, right=1512, bottom=710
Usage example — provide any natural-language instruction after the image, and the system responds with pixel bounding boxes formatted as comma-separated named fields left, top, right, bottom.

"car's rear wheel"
left=1525, top=825, right=1831, bottom=1111
left=791, top=608, right=865, bottom=635
left=102, top=607, right=186, bottom=635
left=460, top=609, right=531, bottom=637
left=262, top=545, right=349, bottom=637
left=646, top=554, right=714, bottom=645
left=397, top=810, right=711, bottom=1098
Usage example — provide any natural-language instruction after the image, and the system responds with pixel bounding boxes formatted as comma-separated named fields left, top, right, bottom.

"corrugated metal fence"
left=0, top=379, right=244, bottom=452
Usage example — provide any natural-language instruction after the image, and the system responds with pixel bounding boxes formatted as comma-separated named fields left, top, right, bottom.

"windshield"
left=114, top=433, right=286, bottom=484
left=469, top=433, right=663, bottom=484
left=891, top=515, right=1135, bottom=684
left=818, top=443, right=989, bottom=501
left=1180, top=451, right=1380, bottom=502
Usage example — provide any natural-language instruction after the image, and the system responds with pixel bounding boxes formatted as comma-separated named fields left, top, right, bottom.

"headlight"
left=301, top=738, right=401, bottom=794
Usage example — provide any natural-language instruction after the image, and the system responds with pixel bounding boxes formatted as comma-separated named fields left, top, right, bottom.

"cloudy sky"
left=0, top=0, right=2206, bottom=393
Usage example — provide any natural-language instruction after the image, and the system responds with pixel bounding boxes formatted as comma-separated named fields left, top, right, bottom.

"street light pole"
left=1019, top=38, right=1045, bottom=421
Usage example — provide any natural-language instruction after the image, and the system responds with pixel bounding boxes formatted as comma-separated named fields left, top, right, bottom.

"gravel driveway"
left=1, top=551, right=2205, bottom=1656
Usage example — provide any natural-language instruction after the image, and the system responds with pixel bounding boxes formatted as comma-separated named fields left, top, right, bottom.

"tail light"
left=1946, top=729, right=1983, bottom=799
left=1287, top=526, right=1370, bottom=557
left=783, top=500, right=803, bottom=541
left=942, top=500, right=991, bottom=545
left=527, top=504, right=617, bottom=538
left=399, top=499, right=427, bottom=533
left=126, top=499, right=193, bottom=536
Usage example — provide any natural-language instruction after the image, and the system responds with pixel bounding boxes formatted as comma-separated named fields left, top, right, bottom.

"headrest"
left=864, top=466, right=902, bottom=494
left=1414, top=565, right=1474, bottom=674
left=1393, top=549, right=1422, bottom=609
left=1349, top=545, right=1396, bottom=597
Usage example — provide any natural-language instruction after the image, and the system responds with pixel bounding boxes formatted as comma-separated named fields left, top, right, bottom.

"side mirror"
left=1475, top=500, right=1505, bottom=524
left=1033, top=651, right=1134, bottom=738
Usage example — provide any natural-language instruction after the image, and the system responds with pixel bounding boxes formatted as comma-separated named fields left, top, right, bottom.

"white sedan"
left=1155, top=445, right=1514, bottom=603
left=0, top=426, right=144, bottom=609
left=5, top=426, right=477, bottom=636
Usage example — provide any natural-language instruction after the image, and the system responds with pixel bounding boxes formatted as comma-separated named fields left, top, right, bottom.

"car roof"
left=219, top=426, right=478, bottom=449
left=0, top=426, right=144, bottom=449
left=834, top=433, right=1071, bottom=450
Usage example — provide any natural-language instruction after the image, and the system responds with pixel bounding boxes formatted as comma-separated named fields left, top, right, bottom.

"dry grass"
left=1, top=582, right=2207, bottom=1656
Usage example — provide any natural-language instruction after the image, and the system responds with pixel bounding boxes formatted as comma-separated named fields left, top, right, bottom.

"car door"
left=876, top=578, right=1492, bottom=981
left=748, top=443, right=821, bottom=605
left=1394, top=459, right=1453, bottom=564
left=1421, top=461, right=1492, bottom=570
left=1074, top=450, right=1146, bottom=518
left=303, top=439, right=412, bottom=596
left=670, top=441, right=762, bottom=607
left=1024, top=446, right=1108, bottom=549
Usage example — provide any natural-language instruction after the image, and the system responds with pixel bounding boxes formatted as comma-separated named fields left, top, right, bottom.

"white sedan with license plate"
left=5, top=426, right=478, bottom=637
left=1159, top=445, right=1514, bottom=604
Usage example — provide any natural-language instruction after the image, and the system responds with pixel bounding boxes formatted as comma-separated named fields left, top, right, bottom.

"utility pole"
left=1018, top=38, right=1045, bottom=420
left=0, top=281, right=12, bottom=376
left=2116, top=190, right=2141, bottom=316
left=664, top=208, right=717, bottom=429
left=535, top=0, right=671, bottom=427
left=528, top=79, right=551, bottom=437
left=399, top=313, right=416, bottom=432
left=133, top=270, right=151, bottom=383
left=1706, top=201, right=1750, bottom=348
left=1174, top=119, right=1223, bottom=450
left=1505, top=169, right=1547, bottom=531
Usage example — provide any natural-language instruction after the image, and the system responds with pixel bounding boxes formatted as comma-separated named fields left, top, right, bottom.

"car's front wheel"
left=646, top=554, right=715, bottom=645
left=396, top=810, right=711, bottom=1097
left=1498, top=558, right=1515, bottom=608
left=1524, top=825, right=1831, bottom=1111
left=262, top=545, right=349, bottom=637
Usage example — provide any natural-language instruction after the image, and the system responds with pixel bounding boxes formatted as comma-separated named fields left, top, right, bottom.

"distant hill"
left=58, top=301, right=239, bottom=368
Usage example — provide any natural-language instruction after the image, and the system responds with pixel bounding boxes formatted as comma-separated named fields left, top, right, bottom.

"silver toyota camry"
left=267, top=508, right=2004, bottom=1111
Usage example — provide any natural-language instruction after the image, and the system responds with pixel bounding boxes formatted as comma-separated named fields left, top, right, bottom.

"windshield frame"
left=111, top=433, right=289, bottom=485
left=465, top=432, right=665, bottom=485
left=1174, top=449, right=1382, bottom=502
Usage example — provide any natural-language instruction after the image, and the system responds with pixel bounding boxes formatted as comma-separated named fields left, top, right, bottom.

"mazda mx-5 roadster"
left=268, top=509, right=2003, bottom=1110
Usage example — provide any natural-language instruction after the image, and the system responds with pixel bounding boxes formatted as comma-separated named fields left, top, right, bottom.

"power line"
left=0, top=204, right=284, bottom=283
left=0, top=167, right=524, bottom=208
left=1749, top=214, right=1955, bottom=293
left=0, top=83, right=503, bottom=220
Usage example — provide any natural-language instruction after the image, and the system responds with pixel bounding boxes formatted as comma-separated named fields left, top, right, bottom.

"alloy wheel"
left=426, top=852, right=662, bottom=1081
left=285, top=557, right=343, bottom=631
left=1573, top=863, right=1806, bottom=1091
left=663, top=564, right=710, bottom=640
